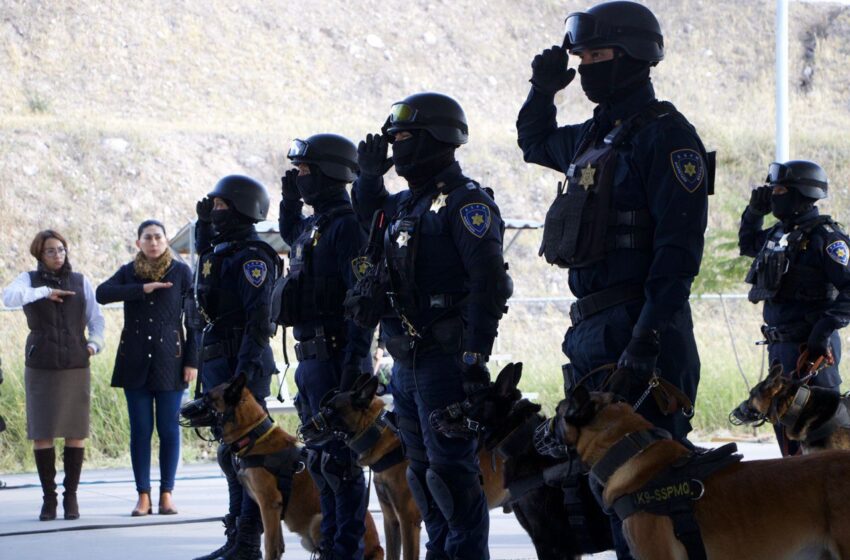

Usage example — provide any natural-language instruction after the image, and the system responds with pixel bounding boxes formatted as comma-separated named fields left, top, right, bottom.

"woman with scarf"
left=3, top=230, right=105, bottom=521
left=96, top=220, right=198, bottom=516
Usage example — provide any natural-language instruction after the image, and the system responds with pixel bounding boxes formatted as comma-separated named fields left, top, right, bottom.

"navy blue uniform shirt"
left=517, top=82, right=709, bottom=332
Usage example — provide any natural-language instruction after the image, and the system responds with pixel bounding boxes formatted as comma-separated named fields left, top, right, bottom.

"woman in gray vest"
left=2, top=230, right=105, bottom=521
left=96, top=220, right=198, bottom=516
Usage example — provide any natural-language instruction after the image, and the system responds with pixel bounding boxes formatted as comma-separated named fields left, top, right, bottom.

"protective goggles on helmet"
left=766, top=162, right=803, bottom=185
left=287, top=138, right=310, bottom=160
left=563, top=12, right=662, bottom=52
left=287, top=138, right=358, bottom=171
left=382, top=102, right=468, bottom=143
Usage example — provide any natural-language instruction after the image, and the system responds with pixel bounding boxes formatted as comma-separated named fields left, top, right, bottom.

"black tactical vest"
left=24, top=270, right=89, bottom=370
left=274, top=206, right=352, bottom=327
left=540, top=102, right=677, bottom=269
left=746, top=216, right=839, bottom=304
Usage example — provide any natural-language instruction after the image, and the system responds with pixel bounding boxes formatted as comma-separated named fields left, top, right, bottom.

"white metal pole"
left=776, top=0, right=790, bottom=162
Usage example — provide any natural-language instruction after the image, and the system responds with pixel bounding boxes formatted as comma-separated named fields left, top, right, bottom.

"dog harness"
left=780, top=387, right=850, bottom=445
left=238, top=441, right=307, bottom=517
left=346, top=411, right=406, bottom=473
left=590, top=428, right=742, bottom=560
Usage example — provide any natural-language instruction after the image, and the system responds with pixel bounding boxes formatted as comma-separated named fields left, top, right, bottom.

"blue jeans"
left=123, top=388, right=184, bottom=493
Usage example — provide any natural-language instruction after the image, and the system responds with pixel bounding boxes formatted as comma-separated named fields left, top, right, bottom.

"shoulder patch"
left=351, top=256, right=372, bottom=281
left=242, top=259, right=268, bottom=287
left=670, top=149, right=705, bottom=193
left=460, top=203, right=492, bottom=238
left=826, top=240, right=849, bottom=266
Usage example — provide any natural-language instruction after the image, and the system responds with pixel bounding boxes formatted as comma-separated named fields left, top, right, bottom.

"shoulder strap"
left=604, top=101, right=678, bottom=147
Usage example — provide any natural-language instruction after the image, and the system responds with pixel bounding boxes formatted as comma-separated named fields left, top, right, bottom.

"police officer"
left=353, top=92, right=512, bottom=560
left=518, top=3, right=710, bottom=557
left=279, top=133, right=371, bottom=560
left=193, top=175, right=277, bottom=560
left=739, top=160, right=850, bottom=456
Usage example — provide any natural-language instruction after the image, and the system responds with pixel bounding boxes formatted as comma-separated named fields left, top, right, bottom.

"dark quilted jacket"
left=96, top=258, right=199, bottom=391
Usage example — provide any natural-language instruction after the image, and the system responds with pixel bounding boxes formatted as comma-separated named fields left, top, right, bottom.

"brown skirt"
left=25, top=367, right=91, bottom=440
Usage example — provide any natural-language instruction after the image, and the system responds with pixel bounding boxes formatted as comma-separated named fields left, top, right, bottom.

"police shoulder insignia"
left=243, top=259, right=268, bottom=287
left=670, top=149, right=705, bottom=193
left=826, top=240, right=850, bottom=266
left=460, top=203, right=492, bottom=238
left=351, top=256, right=372, bottom=281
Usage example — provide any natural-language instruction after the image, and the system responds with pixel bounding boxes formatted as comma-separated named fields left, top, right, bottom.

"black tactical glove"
left=357, top=133, right=393, bottom=177
left=196, top=196, right=213, bottom=223
left=748, top=185, right=772, bottom=216
left=530, top=45, right=576, bottom=95
left=617, top=327, right=661, bottom=376
left=806, top=318, right=839, bottom=365
left=281, top=169, right=301, bottom=201
left=460, top=361, right=491, bottom=398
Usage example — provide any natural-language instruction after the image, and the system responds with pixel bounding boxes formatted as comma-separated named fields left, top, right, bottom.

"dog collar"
left=778, top=385, right=812, bottom=431
left=230, top=416, right=275, bottom=456
left=348, top=411, right=389, bottom=456
left=801, top=394, right=850, bottom=444
left=590, top=427, right=671, bottom=486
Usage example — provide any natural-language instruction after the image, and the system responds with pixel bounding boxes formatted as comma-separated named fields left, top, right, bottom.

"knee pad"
left=425, top=468, right=482, bottom=524
left=405, top=465, right=431, bottom=517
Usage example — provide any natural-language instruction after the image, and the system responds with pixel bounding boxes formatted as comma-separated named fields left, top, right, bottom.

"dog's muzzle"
left=428, top=402, right=482, bottom=440
left=729, top=400, right=766, bottom=427
left=179, top=396, right=219, bottom=429
left=533, top=418, right=571, bottom=458
left=298, top=409, right=340, bottom=444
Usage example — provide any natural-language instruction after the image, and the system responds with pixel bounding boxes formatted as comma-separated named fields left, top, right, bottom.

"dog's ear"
left=224, top=372, right=247, bottom=405
left=494, top=363, right=522, bottom=396
left=352, top=375, right=379, bottom=410
left=351, top=373, right=372, bottom=392
left=563, top=385, right=596, bottom=427
left=768, top=359, right=784, bottom=379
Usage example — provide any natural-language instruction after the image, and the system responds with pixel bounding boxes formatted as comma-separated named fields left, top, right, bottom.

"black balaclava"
left=578, top=53, right=651, bottom=104
left=295, top=165, right=346, bottom=207
left=392, top=130, right=456, bottom=191
left=771, top=188, right=816, bottom=222
left=211, top=203, right=254, bottom=238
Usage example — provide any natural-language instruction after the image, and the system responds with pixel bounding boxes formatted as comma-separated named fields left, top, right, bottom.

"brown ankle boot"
left=62, top=447, right=84, bottom=520
left=34, top=448, right=57, bottom=521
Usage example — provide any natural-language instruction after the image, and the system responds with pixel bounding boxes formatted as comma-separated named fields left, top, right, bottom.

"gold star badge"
left=430, top=193, right=448, bottom=213
left=396, top=231, right=411, bottom=248
left=472, top=214, right=485, bottom=226
left=252, top=269, right=262, bottom=278
left=578, top=165, right=596, bottom=190
left=202, top=260, right=212, bottom=278
left=683, top=162, right=697, bottom=177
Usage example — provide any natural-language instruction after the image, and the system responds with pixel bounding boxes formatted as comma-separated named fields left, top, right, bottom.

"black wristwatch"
left=462, top=352, right=487, bottom=367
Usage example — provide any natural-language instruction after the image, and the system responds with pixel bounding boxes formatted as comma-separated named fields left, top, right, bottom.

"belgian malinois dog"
left=554, top=385, right=850, bottom=559
left=191, top=373, right=384, bottom=560
left=300, top=373, right=509, bottom=560
left=731, top=361, right=850, bottom=453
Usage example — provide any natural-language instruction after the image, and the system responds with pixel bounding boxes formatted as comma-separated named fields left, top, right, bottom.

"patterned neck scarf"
left=133, top=250, right=173, bottom=281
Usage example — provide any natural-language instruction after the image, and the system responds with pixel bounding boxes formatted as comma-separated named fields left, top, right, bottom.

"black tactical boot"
left=193, top=514, right=238, bottom=560
left=218, top=517, right=262, bottom=560
left=34, top=448, right=57, bottom=521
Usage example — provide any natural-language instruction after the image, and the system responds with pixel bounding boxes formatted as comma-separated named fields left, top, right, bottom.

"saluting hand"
left=530, top=45, right=576, bottom=94
left=143, top=281, right=173, bottom=294
left=357, top=133, right=393, bottom=177
left=47, top=289, right=75, bottom=303
left=281, top=169, right=301, bottom=201
left=748, top=185, right=773, bottom=216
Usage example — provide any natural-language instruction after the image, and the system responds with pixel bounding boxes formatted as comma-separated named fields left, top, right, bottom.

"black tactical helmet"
left=563, top=1, right=664, bottom=63
left=766, top=160, right=828, bottom=199
left=287, top=133, right=358, bottom=183
left=383, top=92, right=469, bottom=146
left=207, top=175, right=270, bottom=222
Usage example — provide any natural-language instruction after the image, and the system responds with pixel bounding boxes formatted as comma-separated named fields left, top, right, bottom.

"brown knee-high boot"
left=62, top=447, right=84, bottom=520
left=33, top=448, right=57, bottom=521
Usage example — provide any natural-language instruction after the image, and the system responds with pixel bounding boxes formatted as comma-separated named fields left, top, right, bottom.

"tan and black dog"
left=302, top=374, right=508, bottom=560
left=554, top=385, right=850, bottom=560
left=731, top=361, right=850, bottom=453
left=200, top=373, right=385, bottom=560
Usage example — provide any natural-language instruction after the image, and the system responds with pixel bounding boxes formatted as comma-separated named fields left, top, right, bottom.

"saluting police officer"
left=353, top=92, right=512, bottom=560
left=518, top=3, right=710, bottom=557
left=193, top=176, right=278, bottom=560
left=279, top=134, right=371, bottom=560
left=739, top=160, right=850, bottom=456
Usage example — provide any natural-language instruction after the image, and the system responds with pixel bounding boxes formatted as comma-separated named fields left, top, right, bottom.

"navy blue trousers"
left=391, top=351, right=489, bottom=560
left=123, top=387, right=184, bottom=493
left=295, top=356, right=367, bottom=560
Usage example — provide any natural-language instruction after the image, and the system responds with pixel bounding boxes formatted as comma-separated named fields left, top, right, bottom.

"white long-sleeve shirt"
left=2, top=271, right=106, bottom=353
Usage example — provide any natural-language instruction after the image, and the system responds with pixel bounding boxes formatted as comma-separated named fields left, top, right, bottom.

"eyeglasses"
left=42, top=247, right=66, bottom=257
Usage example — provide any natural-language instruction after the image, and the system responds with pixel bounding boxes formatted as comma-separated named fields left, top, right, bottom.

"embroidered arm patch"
left=670, top=149, right=705, bottom=193
left=351, top=256, right=372, bottom=280
left=827, top=240, right=849, bottom=266
left=460, top=203, right=492, bottom=238
left=243, top=260, right=268, bottom=287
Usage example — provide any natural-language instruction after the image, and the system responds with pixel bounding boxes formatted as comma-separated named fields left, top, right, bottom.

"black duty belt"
left=760, top=323, right=811, bottom=344
left=294, top=336, right=337, bottom=361
left=201, top=339, right=241, bottom=361
left=569, top=284, right=645, bottom=325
